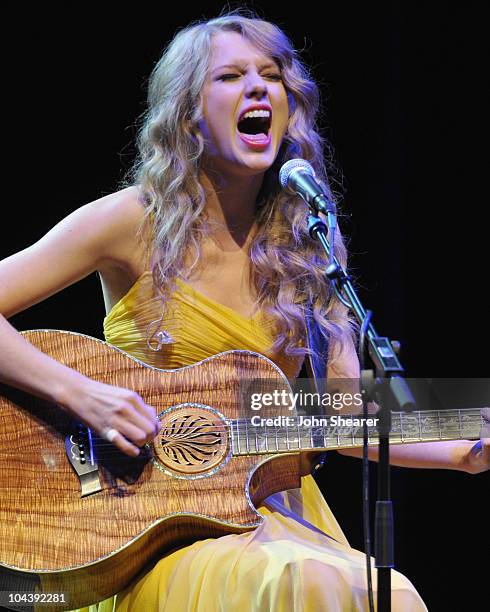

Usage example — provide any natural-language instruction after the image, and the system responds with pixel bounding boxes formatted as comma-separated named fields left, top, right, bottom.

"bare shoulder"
left=94, top=185, right=146, bottom=228
left=0, top=185, right=150, bottom=318
left=89, top=185, right=150, bottom=273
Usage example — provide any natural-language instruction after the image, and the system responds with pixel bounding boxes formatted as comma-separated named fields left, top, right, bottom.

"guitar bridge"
left=65, top=423, right=102, bottom=497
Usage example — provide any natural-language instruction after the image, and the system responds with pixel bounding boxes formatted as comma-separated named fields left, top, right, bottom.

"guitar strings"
left=82, top=411, right=483, bottom=457
left=107, top=409, right=483, bottom=428
left=83, top=410, right=483, bottom=436
left=66, top=409, right=483, bottom=457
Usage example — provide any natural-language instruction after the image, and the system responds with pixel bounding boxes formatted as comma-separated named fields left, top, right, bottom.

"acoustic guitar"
left=0, top=330, right=484, bottom=610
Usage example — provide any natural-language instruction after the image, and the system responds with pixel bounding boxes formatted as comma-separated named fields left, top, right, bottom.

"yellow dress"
left=70, top=272, right=427, bottom=611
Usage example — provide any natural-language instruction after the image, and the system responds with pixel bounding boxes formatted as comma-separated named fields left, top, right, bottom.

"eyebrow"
left=211, top=62, right=280, bottom=75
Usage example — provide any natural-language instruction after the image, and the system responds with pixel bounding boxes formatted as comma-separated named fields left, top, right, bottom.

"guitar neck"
left=230, top=408, right=483, bottom=456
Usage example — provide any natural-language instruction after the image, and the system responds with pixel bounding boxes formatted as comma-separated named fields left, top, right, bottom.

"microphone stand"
left=306, top=212, right=416, bottom=612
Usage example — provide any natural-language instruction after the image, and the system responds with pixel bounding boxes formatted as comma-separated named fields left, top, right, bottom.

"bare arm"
left=327, top=334, right=489, bottom=474
left=0, top=187, right=160, bottom=456
left=337, top=440, right=484, bottom=472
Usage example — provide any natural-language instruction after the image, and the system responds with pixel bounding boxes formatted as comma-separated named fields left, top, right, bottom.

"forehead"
left=208, top=31, right=278, bottom=68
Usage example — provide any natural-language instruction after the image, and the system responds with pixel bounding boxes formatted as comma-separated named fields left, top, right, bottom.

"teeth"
left=241, top=109, right=271, bottom=120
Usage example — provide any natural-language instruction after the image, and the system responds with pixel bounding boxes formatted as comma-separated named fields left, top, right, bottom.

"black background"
left=2, top=2, right=488, bottom=610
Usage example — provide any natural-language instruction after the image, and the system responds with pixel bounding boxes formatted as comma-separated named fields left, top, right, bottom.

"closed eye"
left=218, top=74, right=240, bottom=81
left=218, top=73, right=282, bottom=82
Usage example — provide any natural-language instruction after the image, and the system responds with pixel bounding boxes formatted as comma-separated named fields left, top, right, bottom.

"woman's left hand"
left=462, top=438, right=490, bottom=474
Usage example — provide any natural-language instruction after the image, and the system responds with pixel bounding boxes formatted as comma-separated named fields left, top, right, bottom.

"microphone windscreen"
left=278, top=158, right=315, bottom=188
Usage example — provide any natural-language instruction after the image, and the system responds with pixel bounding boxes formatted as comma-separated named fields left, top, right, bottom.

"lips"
left=237, top=103, right=273, bottom=123
left=237, top=131, right=272, bottom=151
left=236, top=104, right=273, bottom=151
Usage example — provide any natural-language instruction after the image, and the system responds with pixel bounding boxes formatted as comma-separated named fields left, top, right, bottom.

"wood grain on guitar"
left=0, top=331, right=483, bottom=610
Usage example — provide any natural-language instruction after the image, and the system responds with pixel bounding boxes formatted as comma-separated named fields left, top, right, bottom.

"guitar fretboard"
left=228, top=409, right=484, bottom=455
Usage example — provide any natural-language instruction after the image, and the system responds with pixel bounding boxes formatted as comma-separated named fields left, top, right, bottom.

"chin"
left=236, top=146, right=280, bottom=171
left=235, top=159, right=275, bottom=178
left=203, top=141, right=281, bottom=179
left=206, top=156, right=272, bottom=180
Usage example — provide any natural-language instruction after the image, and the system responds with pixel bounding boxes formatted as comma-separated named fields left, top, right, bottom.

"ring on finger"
left=102, top=427, right=119, bottom=443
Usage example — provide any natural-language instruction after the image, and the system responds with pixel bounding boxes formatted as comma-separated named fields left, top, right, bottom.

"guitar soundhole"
left=153, top=406, right=228, bottom=474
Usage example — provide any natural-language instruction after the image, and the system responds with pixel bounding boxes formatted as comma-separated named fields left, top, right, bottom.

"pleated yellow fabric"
left=68, top=272, right=427, bottom=611
left=103, top=272, right=303, bottom=379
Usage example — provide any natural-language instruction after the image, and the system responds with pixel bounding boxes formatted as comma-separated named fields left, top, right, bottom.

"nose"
left=244, top=72, right=268, bottom=99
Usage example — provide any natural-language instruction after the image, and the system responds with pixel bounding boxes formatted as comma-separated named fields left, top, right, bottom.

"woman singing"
left=0, top=12, right=487, bottom=612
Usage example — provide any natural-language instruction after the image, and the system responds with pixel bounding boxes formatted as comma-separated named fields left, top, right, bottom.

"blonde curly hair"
left=122, top=11, right=355, bottom=363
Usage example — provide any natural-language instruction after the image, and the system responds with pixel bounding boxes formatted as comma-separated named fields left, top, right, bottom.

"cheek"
left=276, top=91, right=291, bottom=135
left=276, top=107, right=290, bottom=139
left=198, top=118, right=234, bottom=160
left=199, top=118, right=231, bottom=153
left=199, top=99, right=233, bottom=147
left=199, top=91, right=217, bottom=140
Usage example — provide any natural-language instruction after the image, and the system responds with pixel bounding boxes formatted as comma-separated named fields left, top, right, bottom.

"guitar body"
left=0, top=330, right=300, bottom=609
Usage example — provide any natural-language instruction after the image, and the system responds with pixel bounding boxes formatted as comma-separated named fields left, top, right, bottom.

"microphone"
left=279, top=158, right=337, bottom=268
left=278, top=159, right=336, bottom=217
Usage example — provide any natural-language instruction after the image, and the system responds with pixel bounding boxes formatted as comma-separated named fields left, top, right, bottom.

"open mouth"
left=237, top=110, right=272, bottom=139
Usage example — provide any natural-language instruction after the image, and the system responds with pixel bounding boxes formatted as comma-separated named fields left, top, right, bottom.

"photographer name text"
left=250, top=415, right=378, bottom=427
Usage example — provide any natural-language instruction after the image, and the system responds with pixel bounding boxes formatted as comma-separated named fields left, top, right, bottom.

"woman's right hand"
left=59, top=376, right=162, bottom=457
